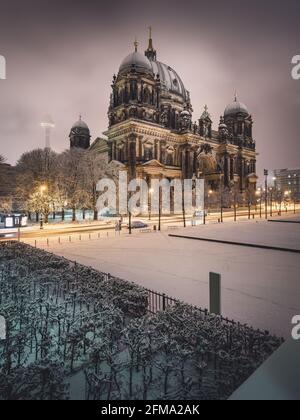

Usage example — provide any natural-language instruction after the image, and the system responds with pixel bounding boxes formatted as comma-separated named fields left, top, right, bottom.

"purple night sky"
left=0, top=0, right=299, bottom=179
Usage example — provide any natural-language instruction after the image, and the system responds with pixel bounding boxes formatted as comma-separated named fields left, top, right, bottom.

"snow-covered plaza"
left=33, top=216, right=300, bottom=339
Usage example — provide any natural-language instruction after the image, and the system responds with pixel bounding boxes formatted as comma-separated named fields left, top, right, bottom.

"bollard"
left=69, top=236, right=71, bottom=243
left=35, top=240, right=37, bottom=248
left=79, top=235, right=81, bottom=241
left=98, top=233, right=100, bottom=239
left=209, top=272, right=221, bottom=315
left=89, top=234, right=91, bottom=240
left=47, top=238, right=49, bottom=247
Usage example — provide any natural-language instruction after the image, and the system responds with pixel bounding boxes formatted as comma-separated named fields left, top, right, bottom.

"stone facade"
left=91, top=32, right=258, bottom=194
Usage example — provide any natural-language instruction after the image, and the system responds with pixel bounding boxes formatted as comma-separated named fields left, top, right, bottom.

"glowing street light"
left=40, top=185, right=47, bottom=194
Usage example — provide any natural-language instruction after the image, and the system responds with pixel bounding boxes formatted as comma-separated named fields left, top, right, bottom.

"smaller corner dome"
left=180, top=110, right=191, bottom=116
left=224, top=99, right=249, bottom=117
left=72, top=118, right=90, bottom=131
left=119, top=51, right=153, bottom=74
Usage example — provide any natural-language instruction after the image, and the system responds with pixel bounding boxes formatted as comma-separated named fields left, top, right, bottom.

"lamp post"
left=158, top=185, right=162, bottom=231
left=278, top=190, right=282, bottom=216
left=264, top=169, right=268, bottom=219
left=248, top=197, right=251, bottom=220
left=220, top=176, right=224, bottom=223
left=129, top=211, right=132, bottom=235
left=208, top=189, right=213, bottom=219
left=256, top=189, right=262, bottom=219
left=269, top=187, right=273, bottom=217
left=39, top=185, right=47, bottom=230
left=182, top=178, right=186, bottom=228
left=148, top=188, right=154, bottom=221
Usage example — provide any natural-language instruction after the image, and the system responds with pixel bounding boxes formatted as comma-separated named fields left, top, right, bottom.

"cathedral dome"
left=72, top=117, right=90, bottom=131
left=119, top=51, right=152, bottom=74
left=224, top=97, right=249, bottom=117
left=150, top=60, right=188, bottom=100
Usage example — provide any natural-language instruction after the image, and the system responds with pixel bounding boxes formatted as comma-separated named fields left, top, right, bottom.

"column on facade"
left=230, top=156, right=234, bottom=180
left=157, top=139, right=161, bottom=162
left=112, top=141, right=116, bottom=161
left=136, top=136, right=143, bottom=161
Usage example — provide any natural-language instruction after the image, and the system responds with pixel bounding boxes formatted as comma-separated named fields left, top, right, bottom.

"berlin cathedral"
left=69, top=31, right=257, bottom=194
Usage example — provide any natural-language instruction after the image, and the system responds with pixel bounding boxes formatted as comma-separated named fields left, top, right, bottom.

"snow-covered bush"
left=0, top=242, right=283, bottom=401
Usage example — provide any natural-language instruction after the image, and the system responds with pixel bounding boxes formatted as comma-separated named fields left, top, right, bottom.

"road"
left=1, top=206, right=299, bottom=242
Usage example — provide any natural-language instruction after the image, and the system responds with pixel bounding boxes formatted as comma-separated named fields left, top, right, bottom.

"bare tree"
left=57, top=149, right=86, bottom=222
left=83, top=150, right=108, bottom=220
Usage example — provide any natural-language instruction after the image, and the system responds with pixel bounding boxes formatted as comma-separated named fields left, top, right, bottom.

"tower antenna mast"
left=41, top=115, right=55, bottom=149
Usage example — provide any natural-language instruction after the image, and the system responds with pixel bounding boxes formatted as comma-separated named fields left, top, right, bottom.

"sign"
left=210, top=272, right=221, bottom=315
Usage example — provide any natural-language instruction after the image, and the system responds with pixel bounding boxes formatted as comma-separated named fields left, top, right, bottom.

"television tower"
left=41, top=114, right=55, bottom=149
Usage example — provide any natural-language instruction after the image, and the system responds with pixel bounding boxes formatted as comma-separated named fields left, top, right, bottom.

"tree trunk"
left=72, top=207, right=76, bottom=222
left=94, top=209, right=98, bottom=221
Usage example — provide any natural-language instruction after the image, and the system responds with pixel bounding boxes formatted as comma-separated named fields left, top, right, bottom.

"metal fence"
left=8, top=240, right=275, bottom=338
left=145, top=288, right=178, bottom=314
left=144, top=286, right=273, bottom=338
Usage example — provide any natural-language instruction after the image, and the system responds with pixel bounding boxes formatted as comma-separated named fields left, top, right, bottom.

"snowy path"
left=35, top=219, right=300, bottom=338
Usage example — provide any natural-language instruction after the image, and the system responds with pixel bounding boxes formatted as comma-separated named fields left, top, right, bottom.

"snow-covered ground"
left=30, top=217, right=300, bottom=338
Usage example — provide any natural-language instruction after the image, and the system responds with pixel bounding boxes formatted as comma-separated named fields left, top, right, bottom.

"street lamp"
left=256, top=189, right=262, bottom=219
left=158, top=185, right=162, bottom=231
left=40, top=185, right=47, bottom=230
left=219, top=176, right=224, bottom=223
left=148, top=188, right=154, bottom=221
left=208, top=189, right=213, bottom=217
left=269, top=187, right=273, bottom=217
left=182, top=178, right=186, bottom=228
left=264, top=169, right=268, bottom=219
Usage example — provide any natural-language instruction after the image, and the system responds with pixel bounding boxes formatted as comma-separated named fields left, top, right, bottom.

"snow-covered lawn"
left=34, top=218, right=300, bottom=338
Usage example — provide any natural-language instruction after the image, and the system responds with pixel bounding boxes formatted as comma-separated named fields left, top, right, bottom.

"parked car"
left=127, top=221, right=149, bottom=229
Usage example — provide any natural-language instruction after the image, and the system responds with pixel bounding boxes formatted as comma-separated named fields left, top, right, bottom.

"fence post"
left=209, top=272, right=221, bottom=315
left=162, top=293, right=166, bottom=311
